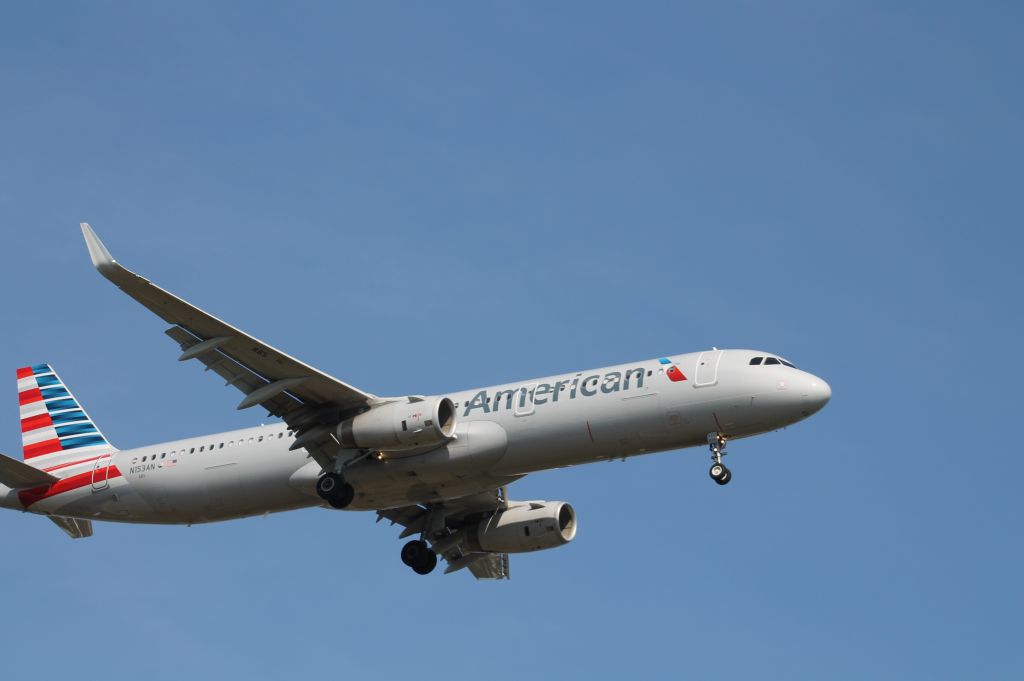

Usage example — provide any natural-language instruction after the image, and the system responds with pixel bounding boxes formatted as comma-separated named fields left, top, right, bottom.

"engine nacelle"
left=338, top=396, right=456, bottom=451
left=464, top=501, right=577, bottom=554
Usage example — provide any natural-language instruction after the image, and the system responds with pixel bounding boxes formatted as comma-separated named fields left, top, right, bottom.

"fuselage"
left=0, top=349, right=830, bottom=525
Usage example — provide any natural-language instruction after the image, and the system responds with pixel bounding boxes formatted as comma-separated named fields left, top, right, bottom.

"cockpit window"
left=749, top=357, right=763, bottom=365
left=780, top=359, right=796, bottom=368
left=764, top=357, right=781, bottom=365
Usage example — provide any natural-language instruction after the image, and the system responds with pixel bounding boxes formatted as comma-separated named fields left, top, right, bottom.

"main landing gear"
left=316, top=472, right=355, bottom=509
left=707, top=433, right=732, bottom=486
left=401, top=539, right=438, bottom=575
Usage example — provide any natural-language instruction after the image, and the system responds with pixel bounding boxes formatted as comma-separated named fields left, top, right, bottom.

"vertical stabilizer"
left=16, top=364, right=117, bottom=469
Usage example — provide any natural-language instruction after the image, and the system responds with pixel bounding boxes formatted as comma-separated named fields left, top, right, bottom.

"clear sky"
left=1, top=3, right=1021, bottom=679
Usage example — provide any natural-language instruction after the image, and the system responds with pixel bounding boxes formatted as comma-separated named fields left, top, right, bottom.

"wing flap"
left=165, top=326, right=305, bottom=419
left=165, top=326, right=345, bottom=469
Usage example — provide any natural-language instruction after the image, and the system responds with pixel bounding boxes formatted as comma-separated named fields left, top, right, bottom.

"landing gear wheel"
left=316, top=473, right=355, bottom=509
left=401, top=539, right=437, bottom=575
left=707, top=432, right=731, bottom=486
left=710, top=463, right=732, bottom=485
left=412, top=550, right=437, bottom=575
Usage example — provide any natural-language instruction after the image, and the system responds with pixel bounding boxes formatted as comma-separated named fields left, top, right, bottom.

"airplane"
left=0, top=224, right=831, bottom=579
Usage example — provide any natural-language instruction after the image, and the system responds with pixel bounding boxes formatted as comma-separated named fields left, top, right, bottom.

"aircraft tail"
left=17, top=364, right=117, bottom=469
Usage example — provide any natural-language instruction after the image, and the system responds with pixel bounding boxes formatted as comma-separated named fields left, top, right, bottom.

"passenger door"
left=694, top=350, right=723, bottom=387
left=91, top=454, right=112, bottom=491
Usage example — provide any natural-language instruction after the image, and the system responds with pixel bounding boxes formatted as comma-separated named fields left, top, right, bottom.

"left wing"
left=378, top=489, right=511, bottom=580
left=80, top=223, right=376, bottom=467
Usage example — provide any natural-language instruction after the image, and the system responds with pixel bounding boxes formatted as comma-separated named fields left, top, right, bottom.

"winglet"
left=80, top=223, right=118, bottom=275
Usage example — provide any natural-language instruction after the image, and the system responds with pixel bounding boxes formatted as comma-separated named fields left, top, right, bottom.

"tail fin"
left=16, top=364, right=117, bottom=468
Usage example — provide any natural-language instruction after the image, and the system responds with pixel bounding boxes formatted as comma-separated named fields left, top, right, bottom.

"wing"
left=80, top=224, right=375, bottom=467
left=378, top=488, right=511, bottom=580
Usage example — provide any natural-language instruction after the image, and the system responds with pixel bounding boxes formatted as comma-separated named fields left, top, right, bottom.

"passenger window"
left=750, top=357, right=763, bottom=365
left=258, top=436, right=264, bottom=443
left=161, top=453, right=166, bottom=459
left=142, top=456, right=147, bottom=462
left=764, top=358, right=781, bottom=365
left=190, top=447, right=195, bottom=453
left=199, top=446, right=204, bottom=452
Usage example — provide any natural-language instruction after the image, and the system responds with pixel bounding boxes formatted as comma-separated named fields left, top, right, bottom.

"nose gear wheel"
left=707, top=432, right=732, bottom=485
left=709, top=463, right=732, bottom=485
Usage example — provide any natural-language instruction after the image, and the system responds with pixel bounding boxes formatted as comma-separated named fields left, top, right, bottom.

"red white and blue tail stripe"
left=17, top=364, right=116, bottom=468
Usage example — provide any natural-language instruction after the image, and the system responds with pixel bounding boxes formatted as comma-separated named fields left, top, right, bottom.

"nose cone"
left=801, top=375, right=831, bottom=416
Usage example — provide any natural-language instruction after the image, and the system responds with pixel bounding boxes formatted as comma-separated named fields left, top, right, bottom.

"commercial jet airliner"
left=0, top=225, right=831, bottom=578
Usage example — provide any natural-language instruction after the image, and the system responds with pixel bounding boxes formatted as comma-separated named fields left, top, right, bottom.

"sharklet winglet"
left=80, top=223, right=118, bottom=274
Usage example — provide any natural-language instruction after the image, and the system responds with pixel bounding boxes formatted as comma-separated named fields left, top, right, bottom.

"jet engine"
left=337, top=396, right=456, bottom=451
left=464, top=501, right=577, bottom=554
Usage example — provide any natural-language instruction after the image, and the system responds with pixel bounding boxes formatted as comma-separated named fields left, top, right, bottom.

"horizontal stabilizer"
left=0, top=451, right=59, bottom=489
left=48, top=515, right=93, bottom=539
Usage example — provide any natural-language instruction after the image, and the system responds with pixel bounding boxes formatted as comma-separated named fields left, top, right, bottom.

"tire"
left=709, top=463, right=725, bottom=480
left=714, top=467, right=732, bottom=486
left=413, top=550, right=438, bottom=575
left=327, top=481, right=355, bottom=509
left=401, top=539, right=428, bottom=567
left=318, top=474, right=355, bottom=508
left=316, top=473, right=342, bottom=500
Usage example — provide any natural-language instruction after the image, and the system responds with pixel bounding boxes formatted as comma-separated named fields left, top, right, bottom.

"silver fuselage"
left=0, top=349, right=830, bottom=524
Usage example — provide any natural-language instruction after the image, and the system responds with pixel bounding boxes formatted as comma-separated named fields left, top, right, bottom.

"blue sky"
left=1, top=3, right=1021, bottom=678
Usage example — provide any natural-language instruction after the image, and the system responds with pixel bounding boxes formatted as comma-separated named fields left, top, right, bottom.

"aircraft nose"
left=801, top=375, right=831, bottom=416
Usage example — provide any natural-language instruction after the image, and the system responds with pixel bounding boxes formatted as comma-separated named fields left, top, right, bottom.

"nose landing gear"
left=707, top=433, right=732, bottom=485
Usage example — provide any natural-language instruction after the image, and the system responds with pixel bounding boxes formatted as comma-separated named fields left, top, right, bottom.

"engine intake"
left=464, top=501, right=577, bottom=554
left=338, top=396, right=456, bottom=451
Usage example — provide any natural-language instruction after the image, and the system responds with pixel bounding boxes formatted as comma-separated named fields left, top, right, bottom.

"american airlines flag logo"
left=659, top=358, right=687, bottom=383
